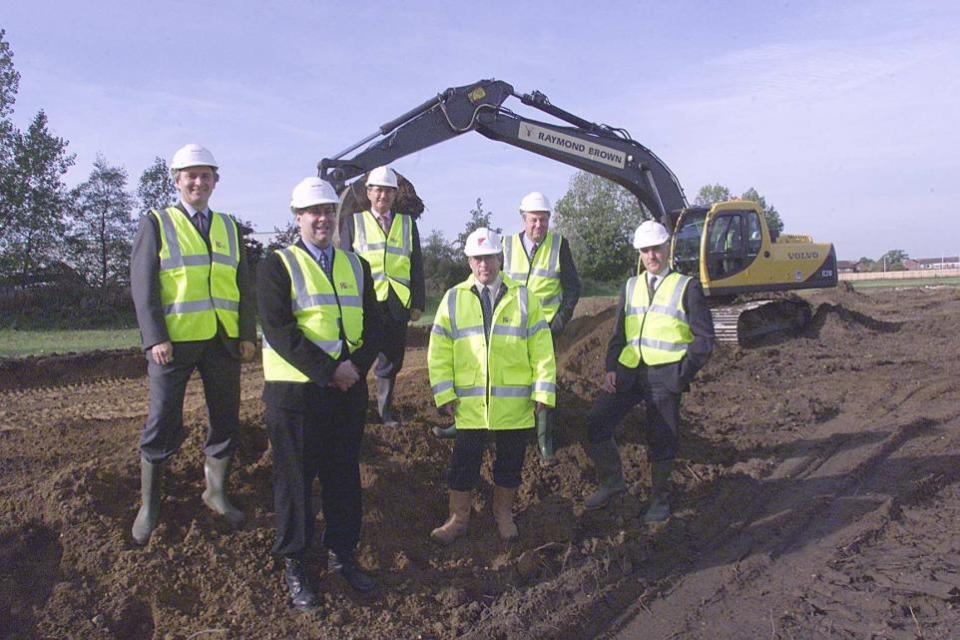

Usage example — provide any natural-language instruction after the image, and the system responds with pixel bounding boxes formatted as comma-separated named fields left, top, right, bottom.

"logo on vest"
left=215, top=240, right=225, bottom=250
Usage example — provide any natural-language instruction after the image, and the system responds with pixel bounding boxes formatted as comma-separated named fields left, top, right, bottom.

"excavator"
left=319, top=79, right=837, bottom=344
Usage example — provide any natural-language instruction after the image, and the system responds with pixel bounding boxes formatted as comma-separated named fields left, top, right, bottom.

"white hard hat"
left=632, top=220, right=671, bottom=249
left=464, top=227, right=503, bottom=257
left=290, top=177, right=339, bottom=212
left=170, top=144, right=218, bottom=174
left=519, top=191, right=551, bottom=214
left=365, top=166, right=399, bottom=189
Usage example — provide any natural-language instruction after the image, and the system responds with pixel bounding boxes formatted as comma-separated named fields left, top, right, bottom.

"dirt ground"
left=2, top=285, right=959, bottom=639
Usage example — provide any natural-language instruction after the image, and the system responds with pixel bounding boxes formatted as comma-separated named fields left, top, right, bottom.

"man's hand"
left=410, top=308, right=423, bottom=322
left=438, top=400, right=458, bottom=417
left=331, top=360, right=360, bottom=391
left=151, top=341, right=174, bottom=366
left=238, top=340, right=256, bottom=362
left=602, top=371, right=617, bottom=394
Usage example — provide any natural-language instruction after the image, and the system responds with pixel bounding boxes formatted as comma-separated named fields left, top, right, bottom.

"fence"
left=839, top=268, right=960, bottom=281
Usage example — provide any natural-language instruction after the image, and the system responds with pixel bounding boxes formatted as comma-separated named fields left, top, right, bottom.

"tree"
left=266, top=220, right=299, bottom=253
left=554, top=172, right=649, bottom=281
left=878, top=249, right=909, bottom=271
left=236, top=218, right=264, bottom=271
left=0, top=111, right=75, bottom=282
left=422, top=228, right=467, bottom=297
left=68, top=155, right=135, bottom=289
left=0, top=29, right=22, bottom=240
left=136, top=156, right=176, bottom=217
left=694, top=183, right=732, bottom=206
left=455, top=198, right=500, bottom=253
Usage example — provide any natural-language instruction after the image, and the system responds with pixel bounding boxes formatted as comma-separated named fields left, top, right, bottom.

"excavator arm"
left=319, top=78, right=687, bottom=225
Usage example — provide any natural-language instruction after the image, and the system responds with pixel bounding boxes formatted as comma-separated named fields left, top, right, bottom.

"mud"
left=1, top=286, right=959, bottom=639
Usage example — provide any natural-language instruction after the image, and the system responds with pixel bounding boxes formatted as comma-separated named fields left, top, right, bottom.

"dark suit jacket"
left=604, top=273, right=715, bottom=394
left=515, top=231, right=582, bottom=334
left=129, top=203, right=256, bottom=357
left=338, top=211, right=426, bottom=321
left=257, top=241, right=383, bottom=409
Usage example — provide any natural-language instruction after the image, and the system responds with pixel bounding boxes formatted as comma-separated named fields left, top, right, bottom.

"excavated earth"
left=2, top=285, right=960, bottom=639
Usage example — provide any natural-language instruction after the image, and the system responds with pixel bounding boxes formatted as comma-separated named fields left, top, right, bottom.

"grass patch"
left=0, top=328, right=141, bottom=358
left=848, top=277, right=960, bottom=289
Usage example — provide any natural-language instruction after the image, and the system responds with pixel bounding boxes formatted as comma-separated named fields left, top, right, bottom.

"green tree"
left=0, top=29, right=22, bottom=240
left=0, top=110, right=75, bottom=282
left=455, top=198, right=501, bottom=253
left=878, top=249, right=909, bottom=270
left=266, top=220, right=299, bottom=252
left=68, top=155, right=135, bottom=288
left=554, top=172, right=649, bottom=281
left=136, top=155, right=176, bottom=217
left=422, top=228, right=467, bottom=296
left=236, top=218, right=264, bottom=271
left=694, top=183, right=732, bottom=206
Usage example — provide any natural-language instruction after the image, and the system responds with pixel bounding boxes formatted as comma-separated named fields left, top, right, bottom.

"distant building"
left=837, top=260, right=859, bottom=273
left=903, top=256, right=960, bottom=270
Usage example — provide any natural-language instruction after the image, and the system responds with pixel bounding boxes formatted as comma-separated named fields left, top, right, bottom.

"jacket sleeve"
left=130, top=213, right=169, bottom=350
left=410, top=219, right=426, bottom=311
left=348, top=257, right=384, bottom=376
left=604, top=281, right=629, bottom=372
left=527, top=291, right=557, bottom=407
left=427, top=290, right=457, bottom=407
left=234, top=216, right=257, bottom=342
left=680, top=278, right=715, bottom=383
left=257, top=251, right=339, bottom=385
left=337, top=212, right=355, bottom=251
left=552, top=237, right=581, bottom=333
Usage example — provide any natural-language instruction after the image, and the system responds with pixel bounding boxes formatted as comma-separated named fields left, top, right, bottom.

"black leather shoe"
left=328, top=553, right=376, bottom=594
left=284, top=558, right=320, bottom=611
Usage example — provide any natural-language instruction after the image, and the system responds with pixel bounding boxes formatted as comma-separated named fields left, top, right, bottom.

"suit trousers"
left=373, top=307, right=408, bottom=379
left=265, top=380, right=367, bottom=560
left=585, top=373, right=682, bottom=463
left=448, top=428, right=530, bottom=491
left=140, top=338, right=241, bottom=463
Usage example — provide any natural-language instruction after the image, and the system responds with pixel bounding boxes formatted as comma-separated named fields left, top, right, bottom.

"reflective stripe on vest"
left=351, top=210, right=412, bottom=306
left=153, top=207, right=240, bottom=341
left=262, top=246, right=366, bottom=383
left=502, top=231, right=563, bottom=322
left=427, top=279, right=556, bottom=430
left=618, top=271, right=693, bottom=367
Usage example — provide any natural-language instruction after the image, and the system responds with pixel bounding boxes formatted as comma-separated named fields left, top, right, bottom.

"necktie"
left=481, top=286, right=493, bottom=339
left=530, top=242, right=539, bottom=258
left=648, top=275, right=658, bottom=300
left=319, top=250, right=331, bottom=279
left=193, top=211, right=208, bottom=237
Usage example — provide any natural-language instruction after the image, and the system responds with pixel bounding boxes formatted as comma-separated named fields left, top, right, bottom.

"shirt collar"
left=474, top=275, right=503, bottom=297
left=182, top=201, right=209, bottom=219
left=520, top=232, right=543, bottom=256
left=648, top=267, right=670, bottom=285
left=302, top=240, right=333, bottom=263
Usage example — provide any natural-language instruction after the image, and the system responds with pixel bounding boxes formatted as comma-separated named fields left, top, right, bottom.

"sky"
left=3, top=0, right=959, bottom=261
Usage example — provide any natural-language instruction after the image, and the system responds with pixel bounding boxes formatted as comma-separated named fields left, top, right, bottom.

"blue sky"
left=4, top=0, right=959, bottom=260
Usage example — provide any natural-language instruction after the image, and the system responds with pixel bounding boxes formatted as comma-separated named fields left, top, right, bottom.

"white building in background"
left=903, top=256, right=960, bottom=270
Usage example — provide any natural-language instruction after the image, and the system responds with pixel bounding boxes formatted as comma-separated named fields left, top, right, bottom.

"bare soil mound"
left=2, top=286, right=960, bottom=639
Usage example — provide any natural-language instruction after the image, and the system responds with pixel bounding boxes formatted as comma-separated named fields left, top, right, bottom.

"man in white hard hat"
left=581, top=220, right=714, bottom=522
left=427, top=228, right=556, bottom=545
left=338, top=166, right=425, bottom=428
left=129, top=143, right=256, bottom=545
left=433, top=191, right=581, bottom=465
left=258, top=177, right=383, bottom=610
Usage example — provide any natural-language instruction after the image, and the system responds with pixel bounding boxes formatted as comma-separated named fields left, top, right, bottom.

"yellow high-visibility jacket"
left=262, top=245, right=365, bottom=382
left=502, top=231, right=564, bottom=322
left=152, top=206, right=240, bottom=341
left=428, top=276, right=556, bottom=430
left=618, top=271, right=693, bottom=367
left=350, top=210, right=413, bottom=307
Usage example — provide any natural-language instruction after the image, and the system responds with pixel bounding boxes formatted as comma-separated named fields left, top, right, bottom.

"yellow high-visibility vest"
left=502, top=231, right=564, bottom=322
left=152, top=207, right=240, bottom=341
left=350, top=210, right=412, bottom=307
left=618, top=271, right=693, bottom=367
left=262, top=246, right=366, bottom=383
left=427, top=277, right=556, bottom=430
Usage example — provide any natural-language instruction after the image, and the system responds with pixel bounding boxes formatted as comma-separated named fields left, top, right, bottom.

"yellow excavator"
left=319, top=79, right=837, bottom=344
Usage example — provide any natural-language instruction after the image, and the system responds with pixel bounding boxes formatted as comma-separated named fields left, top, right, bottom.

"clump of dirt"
left=2, top=285, right=960, bottom=639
